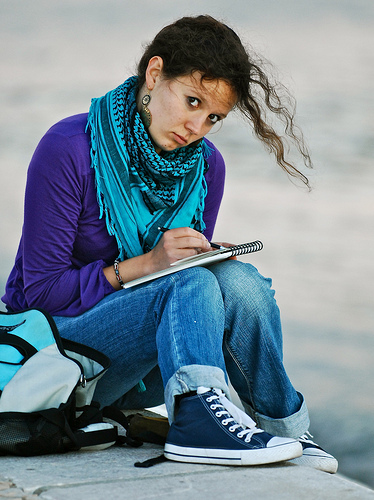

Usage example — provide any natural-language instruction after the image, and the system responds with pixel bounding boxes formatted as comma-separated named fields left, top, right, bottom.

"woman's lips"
left=173, top=132, right=188, bottom=146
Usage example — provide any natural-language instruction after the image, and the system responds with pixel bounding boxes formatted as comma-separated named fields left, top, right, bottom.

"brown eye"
left=188, top=97, right=200, bottom=108
left=209, top=114, right=220, bottom=124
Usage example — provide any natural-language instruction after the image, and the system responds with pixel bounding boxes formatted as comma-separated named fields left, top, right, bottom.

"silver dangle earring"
left=140, top=90, right=152, bottom=128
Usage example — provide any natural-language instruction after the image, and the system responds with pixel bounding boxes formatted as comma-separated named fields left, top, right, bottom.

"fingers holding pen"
left=152, top=226, right=210, bottom=267
left=160, top=227, right=210, bottom=254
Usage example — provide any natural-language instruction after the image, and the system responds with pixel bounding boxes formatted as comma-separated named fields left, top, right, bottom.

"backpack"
left=0, top=308, right=140, bottom=456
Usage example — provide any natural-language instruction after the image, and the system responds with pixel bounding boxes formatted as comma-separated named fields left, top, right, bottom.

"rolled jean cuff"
left=242, top=392, right=310, bottom=439
left=165, top=364, right=230, bottom=423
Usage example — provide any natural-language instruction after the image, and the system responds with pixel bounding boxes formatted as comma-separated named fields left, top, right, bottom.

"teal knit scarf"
left=87, top=76, right=210, bottom=260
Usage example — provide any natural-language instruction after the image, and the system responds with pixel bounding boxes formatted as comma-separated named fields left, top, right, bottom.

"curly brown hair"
left=137, top=15, right=312, bottom=188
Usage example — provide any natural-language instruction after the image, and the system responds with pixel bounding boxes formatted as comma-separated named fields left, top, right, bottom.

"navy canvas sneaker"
left=164, top=387, right=302, bottom=466
left=290, top=432, right=338, bottom=473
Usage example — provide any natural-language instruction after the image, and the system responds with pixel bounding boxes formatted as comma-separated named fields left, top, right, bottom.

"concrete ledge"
left=1, top=443, right=374, bottom=500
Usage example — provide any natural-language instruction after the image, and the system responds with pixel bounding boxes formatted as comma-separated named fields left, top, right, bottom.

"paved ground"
left=1, top=442, right=374, bottom=500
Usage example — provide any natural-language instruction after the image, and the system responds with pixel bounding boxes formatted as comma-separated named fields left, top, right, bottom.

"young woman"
left=2, top=15, right=337, bottom=472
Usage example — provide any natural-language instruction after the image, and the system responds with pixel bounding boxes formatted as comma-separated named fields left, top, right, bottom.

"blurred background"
left=1, top=0, right=373, bottom=488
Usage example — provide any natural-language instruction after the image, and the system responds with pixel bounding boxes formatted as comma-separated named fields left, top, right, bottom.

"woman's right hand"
left=103, top=227, right=211, bottom=289
left=148, top=227, right=211, bottom=271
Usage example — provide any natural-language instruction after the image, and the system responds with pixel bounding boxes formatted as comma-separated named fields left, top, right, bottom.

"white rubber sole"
left=164, top=439, right=302, bottom=466
left=289, top=449, right=338, bottom=474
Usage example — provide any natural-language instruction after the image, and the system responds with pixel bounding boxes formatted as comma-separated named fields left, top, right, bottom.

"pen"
left=158, top=227, right=226, bottom=250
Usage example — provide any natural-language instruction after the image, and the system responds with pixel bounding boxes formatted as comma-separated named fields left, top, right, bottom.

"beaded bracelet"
left=113, top=259, right=125, bottom=289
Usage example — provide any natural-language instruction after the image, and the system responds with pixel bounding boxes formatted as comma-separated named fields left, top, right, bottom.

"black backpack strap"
left=73, top=425, right=118, bottom=449
left=73, top=403, right=143, bottom=449
left=134, top=454, right=167, bottom=468
left=75, top=402, right=103, bottom=428
left=41, top=405, right=119, bottom=451
left=39, top=408, right=80, bottom=450
left=0, top=332, right=37, bottom=365
left=102, top=405, right=143, bottom=448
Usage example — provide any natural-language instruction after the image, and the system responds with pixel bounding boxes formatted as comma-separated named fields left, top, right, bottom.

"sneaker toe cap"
left=267, top=436, right=302, bottom=451
left=290, top=449, right=338, bottom=474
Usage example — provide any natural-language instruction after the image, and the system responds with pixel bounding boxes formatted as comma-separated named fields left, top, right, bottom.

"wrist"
left=113, top=259, right=125, bottom=288
left=142, top=249, right=157, bottom=276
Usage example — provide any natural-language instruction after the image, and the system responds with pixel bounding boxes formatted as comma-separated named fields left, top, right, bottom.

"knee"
left=162, top=266, right=224, bottom=303
left=209, top=260, right=276, bottom=308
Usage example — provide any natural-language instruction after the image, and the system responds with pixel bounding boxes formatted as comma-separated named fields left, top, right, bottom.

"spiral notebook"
left=124, top=240, right=263, bottom=289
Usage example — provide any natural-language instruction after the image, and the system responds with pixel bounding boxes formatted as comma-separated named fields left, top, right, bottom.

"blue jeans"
left=54, top=260, right=309, bottom=438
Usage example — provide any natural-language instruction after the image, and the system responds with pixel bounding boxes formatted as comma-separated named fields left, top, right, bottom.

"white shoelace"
left=197, top=387, right=263, bottom=442
left=298, top=431, right=319, bottom=447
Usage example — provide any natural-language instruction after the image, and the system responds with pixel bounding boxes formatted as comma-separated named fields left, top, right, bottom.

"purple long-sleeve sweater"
left=2, top=114, right=226, bottom=317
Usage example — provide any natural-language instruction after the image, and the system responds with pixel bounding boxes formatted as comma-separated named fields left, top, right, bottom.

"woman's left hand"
left=211, top=242, right=238, bottom=260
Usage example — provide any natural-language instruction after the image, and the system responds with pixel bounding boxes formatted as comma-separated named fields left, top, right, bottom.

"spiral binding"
left=230, top=240, right=263, bottom=256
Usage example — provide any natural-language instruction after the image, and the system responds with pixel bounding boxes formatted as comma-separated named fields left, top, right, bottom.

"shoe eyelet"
left=229, top=426, right=236, bottom=432
left=210, top=404, right=218, bottom=410
left=221, top=419, right=229, bottom=425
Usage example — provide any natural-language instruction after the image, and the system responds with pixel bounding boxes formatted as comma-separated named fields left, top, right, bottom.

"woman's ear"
left=145, top=56, right=164, bottom=90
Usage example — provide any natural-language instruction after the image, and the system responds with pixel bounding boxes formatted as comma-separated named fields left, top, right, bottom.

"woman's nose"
left=185, top=115, right=206, bottom=136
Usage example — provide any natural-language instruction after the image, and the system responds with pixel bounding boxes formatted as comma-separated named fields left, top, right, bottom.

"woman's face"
left=141, top=60, right=237, bottom=153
